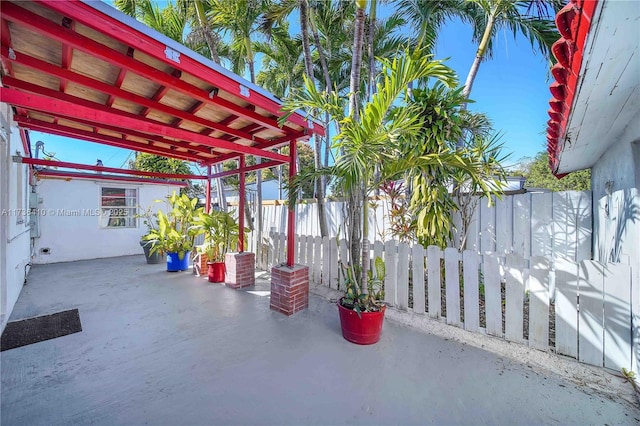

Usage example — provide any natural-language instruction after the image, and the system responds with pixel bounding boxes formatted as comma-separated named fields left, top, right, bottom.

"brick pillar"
left=270, top=264, right=309, bottom=316
left=225, top=252, right=255, bottom=289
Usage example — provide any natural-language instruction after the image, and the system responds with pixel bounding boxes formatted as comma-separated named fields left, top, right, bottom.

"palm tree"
left=406, top=83, right=505, bottom=248
left=255, top=25, right=305, bottom=98
left=461, top=0, right=561, bottom=101
left=348, top=0, right=367, bottom=121
left=209, top=0, right=265, bottom=83
left=190, top=0, right=222, bottom=64
left=398, top=0, right=472, bottom=50
left=208, top=0, right=267, bottom=256
left=114, top=0, right=188, bottom=43
left=282, top=48, right=493, bottom=290
left=261, top=0, right=334, bottom=238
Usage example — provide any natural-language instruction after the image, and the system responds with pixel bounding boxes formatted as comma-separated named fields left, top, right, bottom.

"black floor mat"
left=1, top=309, right=82, bottom=351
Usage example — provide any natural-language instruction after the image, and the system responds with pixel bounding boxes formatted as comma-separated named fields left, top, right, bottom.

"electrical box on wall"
left=29, top=192, right=41, bottom=238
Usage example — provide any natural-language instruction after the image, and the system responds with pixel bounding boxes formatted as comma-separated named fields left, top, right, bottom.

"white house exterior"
left=546, top=0, right=639, bottom=376
left=33, top=175, right=179, bottom=264
left=0, top=103, right=32, bottom=332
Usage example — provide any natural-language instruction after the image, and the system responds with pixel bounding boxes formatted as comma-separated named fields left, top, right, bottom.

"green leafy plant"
left=195, top=209, right=248, bottom=262
left=136, top=204, right=161, bottom=237
left=144, top=192, right=203, bottom=260
left=340, top=256, right=386, bottom=317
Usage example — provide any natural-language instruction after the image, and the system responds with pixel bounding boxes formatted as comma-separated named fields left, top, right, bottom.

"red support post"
left=206, top=165, right=212, bottom=214
left=238, top=156, right=245, bottom=253
left=286, top=139, right=297, bottom=267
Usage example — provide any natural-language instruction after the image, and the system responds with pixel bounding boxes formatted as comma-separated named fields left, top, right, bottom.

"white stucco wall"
left=33, top=178, right=176, bottom=264
left=591, top=111, right=640, bottom=266
left=591, top=109, right=640, bottom=379
left=0, top=103, right=33, bottom=331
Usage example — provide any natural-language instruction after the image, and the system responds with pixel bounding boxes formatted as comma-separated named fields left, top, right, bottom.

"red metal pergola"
left=0, top=0, right=324, bottom=267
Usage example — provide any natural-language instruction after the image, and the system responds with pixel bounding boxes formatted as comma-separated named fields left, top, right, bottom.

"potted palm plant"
left=338, top=257, right=387, bottom=344
left=282, top=47, right=497, bottom=343
left=145, top=192, right=203, bottom=272
left=195, top=209, right=247, bottom=282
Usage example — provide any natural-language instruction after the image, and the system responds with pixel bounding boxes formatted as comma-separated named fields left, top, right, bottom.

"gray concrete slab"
left=2, top=255, right=639, bottom=425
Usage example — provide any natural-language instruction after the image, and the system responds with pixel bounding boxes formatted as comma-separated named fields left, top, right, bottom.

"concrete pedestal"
left=225, top=252, right=255, bottom=289
left=270, top=264, right=309, bottom=316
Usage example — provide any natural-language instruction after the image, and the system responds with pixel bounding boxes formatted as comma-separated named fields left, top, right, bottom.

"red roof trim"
left=36, top=169, right=189, bottom=186
left=546, top=0, right=600, bottom=177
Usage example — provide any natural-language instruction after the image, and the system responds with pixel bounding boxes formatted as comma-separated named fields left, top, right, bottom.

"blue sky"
left=29, top=4, right=553, bottom=171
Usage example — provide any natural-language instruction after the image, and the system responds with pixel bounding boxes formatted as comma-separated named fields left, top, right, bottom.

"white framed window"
left=100, top=187, right=137, bottom=228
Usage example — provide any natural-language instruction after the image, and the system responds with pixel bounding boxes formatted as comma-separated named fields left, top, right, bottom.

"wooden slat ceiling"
left=0, top=0, right=322, bottom=166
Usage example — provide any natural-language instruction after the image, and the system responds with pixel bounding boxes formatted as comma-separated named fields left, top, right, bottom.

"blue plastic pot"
left=166, top=251, right=190, bottom=272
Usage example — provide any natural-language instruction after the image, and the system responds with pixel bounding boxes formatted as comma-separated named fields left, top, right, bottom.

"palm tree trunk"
left=193, top=0, right=221, bottom=64
left=309, top=5, right=332, bottom=92
left=457, top=3, right=496, bottom=151
left=313, top=135, right=329, bottom=238
left=462, top=4, right=497, bottom=101
left=299, top=0, right=314, bottom=80
left=360, top=184, right=369, bottom=291
left=348, top=2, right=366, bottom=121
left=349, top=1, right=367, bottom=289
left=215, top=164, right=227, bottom=211
left=366, top=0, right=377, bottom=101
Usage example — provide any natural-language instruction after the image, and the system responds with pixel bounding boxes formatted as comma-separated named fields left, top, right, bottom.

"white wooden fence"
left=267, top=233, right=633, bottom=372
left=257, top=191, right=592, bottom=263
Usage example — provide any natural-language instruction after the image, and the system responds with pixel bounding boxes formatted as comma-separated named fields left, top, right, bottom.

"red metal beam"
left=0, top=46, right=272, bottom=145
left=238, top=156, right=245, bottom=253
left=36, top=0, right=322, bottom=135
left=18, top=157, right=207, bottom=180
left=208, top=160, right=283, bottom=179
left=139, top=70, right=180, bottom=117
left=3, top=76, right=219, bottom=158
left=36, top=169, right=189, bottom=186
left=2, top=2, right=311, bottom=136
left=15, top=116, right=202, bottom=162
left=1, top=88, right=289, bottom=163
left=0, top=18, right=28, bottom=118
left=204, top=132, right=308, bottom=166
left=286, top=138, right=297, bottom=267
left=106, top=67, right=129, bottom=107
left=59, top=17, right=74, bottom=93
left=56, top=114, right=217, bottom=159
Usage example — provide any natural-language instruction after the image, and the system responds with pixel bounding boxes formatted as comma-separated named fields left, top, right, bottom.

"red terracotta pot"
left=207, top=262, right=225, bottom=283
left=337, top=298, right=386, bottom=345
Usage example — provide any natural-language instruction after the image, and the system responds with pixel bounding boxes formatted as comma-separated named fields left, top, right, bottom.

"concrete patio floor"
left=2, top=255, right=638, bottom=425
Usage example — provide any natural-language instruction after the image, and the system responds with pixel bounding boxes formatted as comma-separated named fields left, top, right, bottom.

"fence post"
left=529, top=256, right=550, bottom=351
left=427, top=246, right=441, bottom=319
left=322, top=236, right=330, bottom=286
left=555, top=257, right=579, bottom=358
left=505, top=253, right=525, bottom=343
left=484, top=253, right=502, bottom=337
left=463, top=250, right=480, bottom=332
left=384, top=240, right=397, bottom=306
left=306, top=235, right=313, bottom=280
left=313, top=236, right=322, bottom=284
left=330, top=238, right=339, bottom=289
left=444, top=247, right=461, bottom=327
left=397, top=242, right=410, bottom=311
left=412, top=244, right=426, bottom=315
left=578, top=260, right=605, bottom=366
